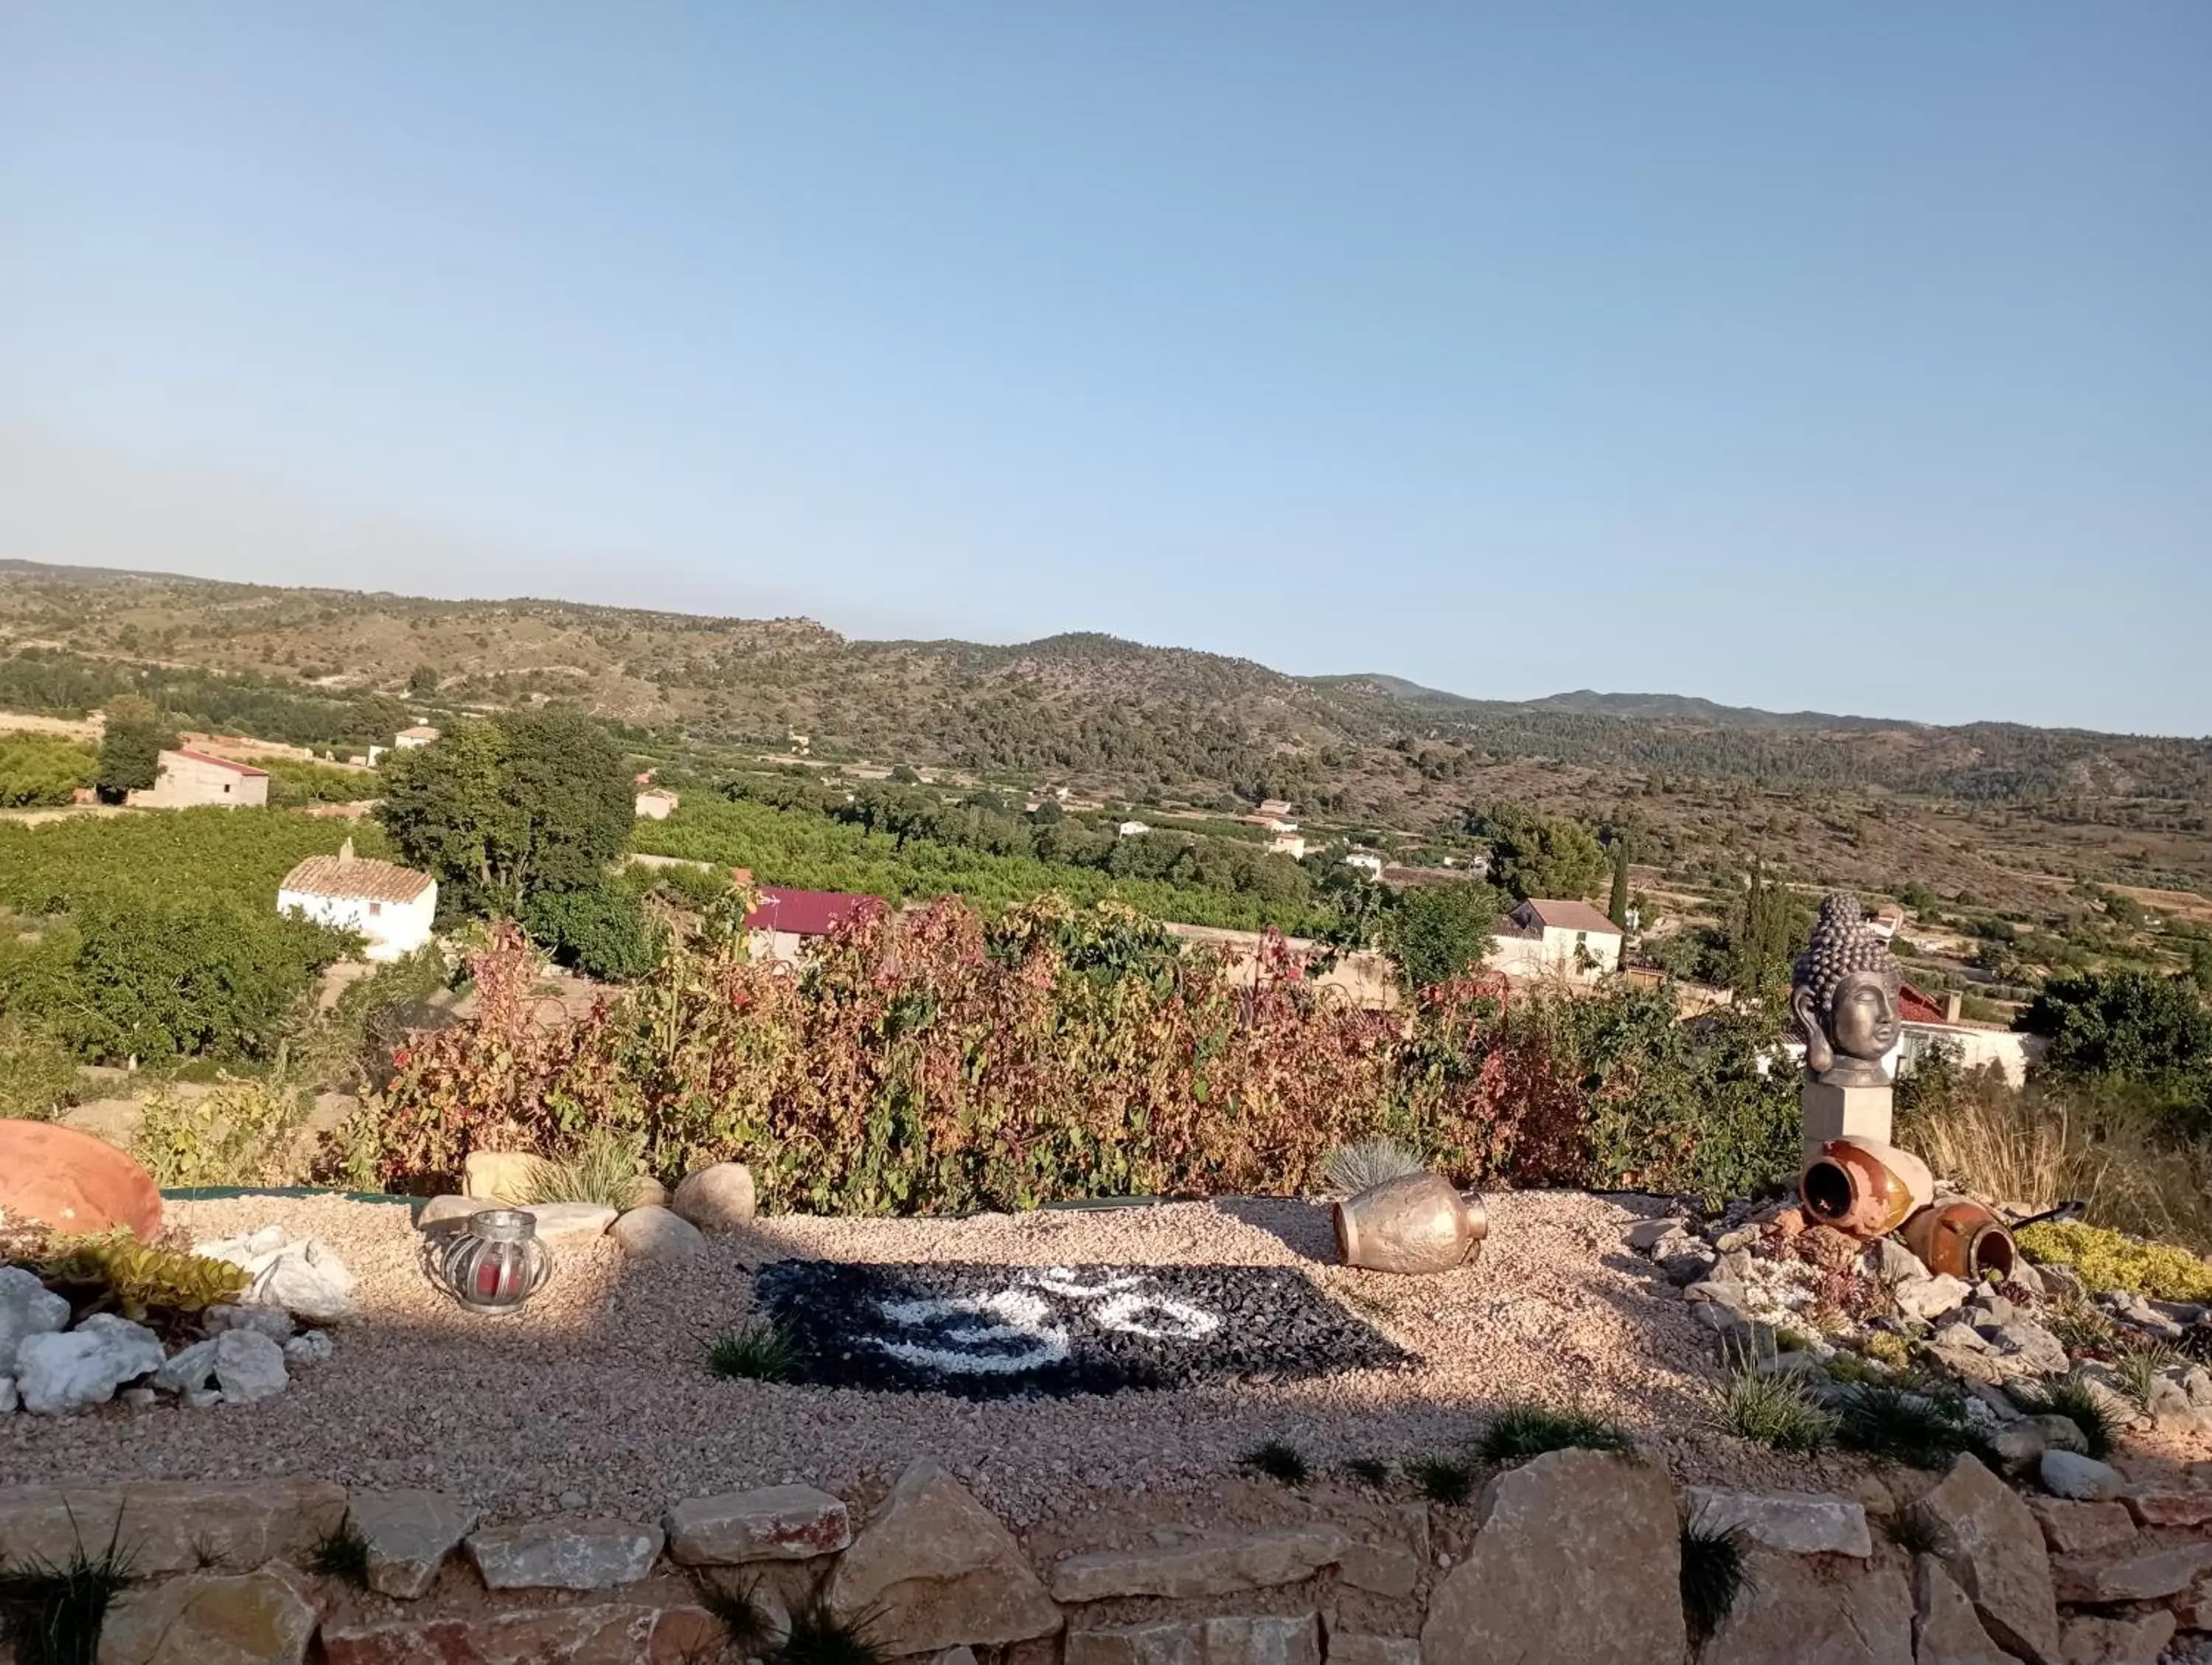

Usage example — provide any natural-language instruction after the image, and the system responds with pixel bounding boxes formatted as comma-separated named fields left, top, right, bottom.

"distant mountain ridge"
left=1, top=559, right=2206, bottom=808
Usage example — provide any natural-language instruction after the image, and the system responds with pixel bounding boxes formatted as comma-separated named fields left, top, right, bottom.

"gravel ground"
left=1, top=1190, right=1890, bottom=1529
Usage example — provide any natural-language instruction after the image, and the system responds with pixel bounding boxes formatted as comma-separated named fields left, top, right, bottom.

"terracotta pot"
left=1333, top=1172, right=1488, bottom=1275
left=1902, top=1200, right=2017, bottom=1283
left=1798, top=1136, right=1935, bottom=1240
left=0, top=1119, right=163, bottom=1240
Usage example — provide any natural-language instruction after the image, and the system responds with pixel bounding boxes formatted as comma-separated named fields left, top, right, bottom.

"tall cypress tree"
left=1607, top=835, right=1632, bottom=929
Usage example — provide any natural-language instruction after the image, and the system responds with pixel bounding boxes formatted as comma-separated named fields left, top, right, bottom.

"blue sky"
left=2, top=3, right=2206, bottom=732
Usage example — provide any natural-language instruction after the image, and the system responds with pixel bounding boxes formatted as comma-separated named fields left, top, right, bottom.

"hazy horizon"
left=4, top=4, right=2206, bottom=731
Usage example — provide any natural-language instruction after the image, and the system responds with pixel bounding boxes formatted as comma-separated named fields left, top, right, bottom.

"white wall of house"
left=1897, top=1023, right=2042, bottom=1088
left=1484, top=924, right=1624, bottom=981
left=636, top=790, right=678, bottom=820
left=127, top=751, right=269, bottom=809
left=279, top=884, right=438, bottom=961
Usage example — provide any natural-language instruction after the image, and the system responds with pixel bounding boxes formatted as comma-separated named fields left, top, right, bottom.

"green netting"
left=159, top=1185, right=415, bottom=1206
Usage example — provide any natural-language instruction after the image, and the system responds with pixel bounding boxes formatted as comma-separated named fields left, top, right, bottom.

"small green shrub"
left=131, top=1076, right=307, bottom=1189
left=1883, top=1504, right=1947, bottom=1557
left=2006, top=1375, right=2121, bottom=1459
left=0, top=1520, right=138, bottom=1665
left=1679, top=1516, right=1750, bottom=1647
left=1474, top=1402, right=1636, bottom=1465
left=307, top=1520, right=371, bottom=1588
left=1406, top=1456, right=1475, bottom=1505
left=29, top=1231, right=248, bottom=1321
left=1322, top=1139, right=1425, bottom=1198
left=1863, top=1332, right=1910, bottom=1368
left=1836, top=1384, right=1987, bottom=1470
left=1343, top=1457, right=1391, bottom=1487
left=706, top=1319, right=801, bottom=1383
left=2110, top=1341, right=2183, bottom=1411
left=2017, top=1221, right=2212, bottom=1304
left=1719, top=1368, right=1837, bottom=1453
left=774, top=1599, right=886, bottom=1665
left=702, top=1579, right=779, bottom=1653
left=1238, top=1442, right=1309, bottom=1486
left=0, top=1017, right=80, bottom=1122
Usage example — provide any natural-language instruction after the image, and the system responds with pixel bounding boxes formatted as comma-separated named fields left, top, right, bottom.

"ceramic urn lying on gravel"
left=1333, top=1172, right=1489, bottom=1274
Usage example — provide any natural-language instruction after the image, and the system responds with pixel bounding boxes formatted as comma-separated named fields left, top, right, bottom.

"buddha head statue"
left=1790, top=893, right=1902, bottom=1087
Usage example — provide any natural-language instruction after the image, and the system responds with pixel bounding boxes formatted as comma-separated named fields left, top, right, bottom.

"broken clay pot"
left=1333, top=1172, right=1489, bottom=1275
left=0, top=1119, right=163, bottom=1240
left=1902, top=1198, right=2017, bottom=1283
left=1798, top=1136, right=1934, bottom=1240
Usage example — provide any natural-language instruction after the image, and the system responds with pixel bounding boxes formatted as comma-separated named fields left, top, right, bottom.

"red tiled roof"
left=279, top=853, right=434, bottom=903
left=1519, top=898, right=1621, bottom=936
left=170, top=748, right=268, bottom=777
left=743, top=886, right=874, bottom=937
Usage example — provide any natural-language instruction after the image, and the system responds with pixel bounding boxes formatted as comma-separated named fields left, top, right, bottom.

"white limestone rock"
left=196, top=1228, right=360, bottom=1323
left=284, top=1329, right=334, bottom=1367
left=212, top=1328, right=289, bottom=1404
left=15, top=1318, right=164, bottom=1414
left=153, top=1337, right=219, bottom=1394
left=0, top=1265, right=70, bottom=1362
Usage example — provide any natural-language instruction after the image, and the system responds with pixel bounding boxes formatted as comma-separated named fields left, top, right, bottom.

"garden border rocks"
left=0, top=1448, right=2205, bottom=1664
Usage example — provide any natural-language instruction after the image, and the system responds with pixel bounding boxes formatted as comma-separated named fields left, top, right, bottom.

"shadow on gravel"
left=1210, top=1195, right=1339, bottom=1262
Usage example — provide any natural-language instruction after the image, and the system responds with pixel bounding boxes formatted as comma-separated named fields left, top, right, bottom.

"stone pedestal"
left=1801, top=1080, right=1893, bottom=1166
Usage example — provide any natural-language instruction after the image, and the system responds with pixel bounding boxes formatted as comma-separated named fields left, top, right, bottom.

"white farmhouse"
left=126, top=748, right=270, bottom=809
left=1342, top=851, right=1385, bottom=880
left=393, top=725, right=440, bottom=750
left=1118, top=820, right=1150, bottom=838
left=635, top=786, right=681, bottom=820
left=1485, top=898, right=1624, bottom=981
left=278, top=838, right=437, bottom=962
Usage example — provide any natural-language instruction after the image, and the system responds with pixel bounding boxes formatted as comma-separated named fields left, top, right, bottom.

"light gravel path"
left=1, top=1191, right=1882, bottom=1528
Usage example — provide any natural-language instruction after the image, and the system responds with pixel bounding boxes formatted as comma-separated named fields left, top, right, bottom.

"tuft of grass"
left=702, top=1579, right=779, bottom=1653
left=1322, top=1138, right=1427, bottom=1198
left=307, top=1519, right=372, bottom=1588
left=1883, top=1504, right=1948, bottom=1558
left=1680, top=1515, right=1750, bottom=1648
left=2109, top=1341, right=2182, bottom=1411
left=0, top=1520, right=139, bottom=1665
left=706, top=1318, right=802, bottom=1383
left=1718, top=1367, right=1837, bottom=1454
left=1239, top=1441, right=1310, bottom=1486
left=1825, top=1351, right=1885, bottom=1387
left=2007, top=1374, right=2122, bottom=1460
left=1343, top=1457, right=1391, bottom=1487
left=522, top=1127, right=653, bottom=1212
left=2042, top=1294, right=2121, bottom=1359
left=774, top=1599, right=888, bottom=1665
left=1474, top=1401, right=1637, bottom=1466
left=1836, top=1384, right=1989, bottom=1470
left=1406, top=1456, right=1476, bottom=1506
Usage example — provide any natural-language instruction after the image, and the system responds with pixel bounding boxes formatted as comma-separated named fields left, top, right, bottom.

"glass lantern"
left=436, top=1209, right=552, bottom=1317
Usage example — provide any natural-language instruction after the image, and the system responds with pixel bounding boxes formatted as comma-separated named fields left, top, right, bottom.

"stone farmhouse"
left=1486, top=897, right=1625, bottom=981
left=277, top=838, right=438, bottom=961
left=125, top=748, right=270, bottom=810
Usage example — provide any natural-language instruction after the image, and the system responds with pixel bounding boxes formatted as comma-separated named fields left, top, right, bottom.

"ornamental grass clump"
left=1679, top=1516, right=1750, bottom=1648
left=307, top=1519, right=372, bottom=1588
left=1406, top=1456, right=1476, bottom=1505
left=706, top=1319, right=801, bottom=1383
left=1474, top=1401, right=1636, bottom=1466
left=0, top=1522, right=138, bottom=1665
left=1836, top=1383, right=1988, bottom=1470
left=521, top=1127, right=654, bottom=1212
left=1238, top=1442, right=1310, bottom=1486
left=2006, top=1374, right=2121, bottom=1459
left=773, top=1601, right=887, bottom=1665
left=1323, top=1139, right=1425, bottom=1198
left=1718, top=1366, right=1837, bottom=1454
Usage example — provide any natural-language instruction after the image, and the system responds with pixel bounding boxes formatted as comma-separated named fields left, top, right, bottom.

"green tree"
left=406, top=664, right=439, bottom=697
left=1478, top=807, right=1608, bottom=901
left=94, top=695, right=176, bottom=801
left=1723, top=857, right=1807, bottom=1000
left=1607, top=835, right=1632, bottom=929
left=0, top=734, right=97, bottom=807
left=523, top=882, right=664, bottom=981
left=1382, top=880, right=1509, bottom=990
left=377, top=712, right=632, bottom=918
left=2020, top=970, right=2212, bottom=1124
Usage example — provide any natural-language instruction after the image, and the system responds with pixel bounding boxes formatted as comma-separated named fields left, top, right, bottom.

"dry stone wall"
left=1, top=1451, right=2210, bottom=1664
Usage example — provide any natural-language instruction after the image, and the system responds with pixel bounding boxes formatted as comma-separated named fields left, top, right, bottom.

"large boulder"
left=347, top=1488, right=479, bottom=1599
left=1051, top=1525, right=1349, bottom=1602
left=0, top=1265, right=70, bottom=1360
left=1699, top=1547, right=1910, bottom=1665
left=467, top=1518, right=664, bottom=1590
left=97, top=1565, right=319, bottom=1665
left=826, top=1459, right=1061, bottom=1655
left=0, top=1119, right=161, bottom=1239
left=672, top=1163, right=757, bottom=1230
left=321, top=1603, right=722, bottom=1664
left=1921, top=1455, right=2060, bottom=1665
left=462, top=1150, right=543, bottom=1203
left=15, top=1317, right=163, bottom=1414
left=612, top=1206, right=706, bottom=1262
left=665, top=1484, right=851, bottom=1565
left=1913, top=1557, right=2015, bottom=1665
left=1419, top=1448, right=1683, bottom=1665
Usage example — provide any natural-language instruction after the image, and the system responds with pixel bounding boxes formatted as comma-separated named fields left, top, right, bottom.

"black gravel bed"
left=752, top=1259, right=1416, bottom=1399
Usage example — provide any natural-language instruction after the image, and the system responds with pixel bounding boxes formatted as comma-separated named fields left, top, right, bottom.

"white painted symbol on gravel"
left=864, top=1273, right=1224, bottom=1377
left=868, top=1289, right=1070, bottom=1375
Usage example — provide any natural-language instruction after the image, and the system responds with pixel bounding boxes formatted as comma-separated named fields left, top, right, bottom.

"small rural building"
left=1486, top=898, right=1624, bottom=981
left=635, top=786, right=681, bottom=821
left=1118, top=820, right=1150, bottom=838
left=1894, top=981, right=2041, bottom=1086
left=1270, top=831, right=1308, bottom=861
left=277, top=838, right=437, bottom=961
left=126, top=748, right=270, bottom=810
left=1256, top=799, right=1295, bottom=821
left=1342, top=851, right=1385, bottom=880
left=1867, top=903, right=1909, bottom=941
left=393, top=725, right=440, bottom=749
left=744, top=885, right=874, bottom=966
